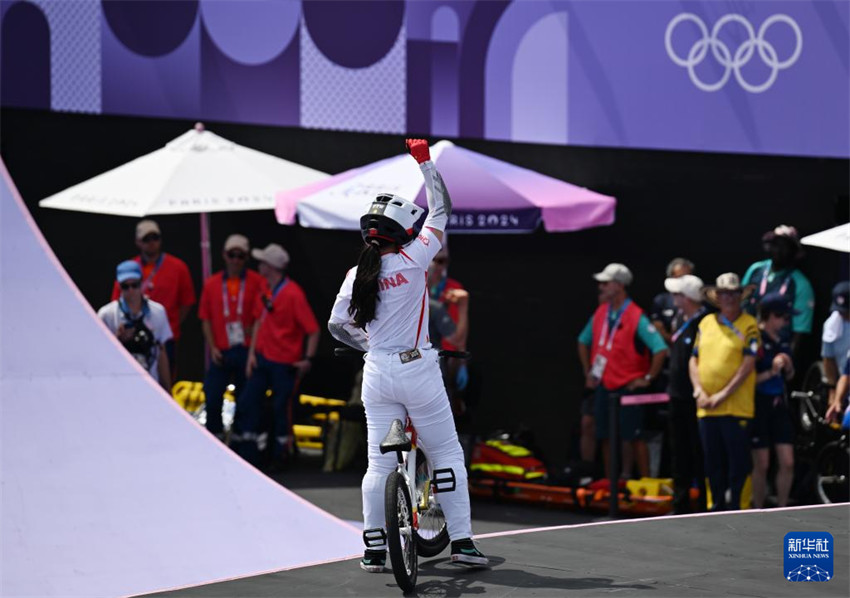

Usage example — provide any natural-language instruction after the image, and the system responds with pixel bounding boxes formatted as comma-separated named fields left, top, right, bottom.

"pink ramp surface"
left=0, top=159, right=361, bottom=598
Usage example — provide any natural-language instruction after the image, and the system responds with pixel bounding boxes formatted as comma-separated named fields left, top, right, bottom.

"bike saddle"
left=380, top=419, right=412, bottom=454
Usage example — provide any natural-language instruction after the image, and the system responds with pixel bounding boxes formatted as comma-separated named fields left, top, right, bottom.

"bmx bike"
left=790, top=390, right=849, bottom=504
left=334, top=346, right=468, bottom=592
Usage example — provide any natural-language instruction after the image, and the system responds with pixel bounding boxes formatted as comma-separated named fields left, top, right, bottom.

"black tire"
left=385, top=471, right=417, bottom=592
left=799, top=361, right=827, bottom=434
left=814, top=438, right=850, bottom=504
left=414, top=449, right=450, bottom=557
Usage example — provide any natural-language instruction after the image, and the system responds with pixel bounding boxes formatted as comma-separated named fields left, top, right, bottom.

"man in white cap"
left=690, top=272, right=760, bottom=511
left=111, top=219, right=195, bottom=379
left=231, top=243, right=320, bottom=469
left=577, top=263, right=668, bottom=479
left=664, top=274, right=708, bottom=513
left=198, top=234, right=268, bottom=441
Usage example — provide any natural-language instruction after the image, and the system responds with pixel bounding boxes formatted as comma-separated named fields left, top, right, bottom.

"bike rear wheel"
left=814, top=438, right=849, bottom=504
left=414, top=449, right=449, bottom=557
left=385, top=470, right=417, bottom=592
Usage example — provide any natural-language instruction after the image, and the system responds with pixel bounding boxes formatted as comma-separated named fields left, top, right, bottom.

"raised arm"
left=406, top=139, right=451, bottom=242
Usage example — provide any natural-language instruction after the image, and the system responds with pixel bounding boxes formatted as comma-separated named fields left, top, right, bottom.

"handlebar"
left=333, top=347, right=469, bottom=359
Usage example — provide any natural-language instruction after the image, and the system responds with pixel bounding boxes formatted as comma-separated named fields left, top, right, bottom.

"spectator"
left=826, top=355, right=850, bottom=424
left=231, top=243, right=320, bottom=469
left=577, top=263, right=668, bottom=479
left=98, top=260, right=172, bottom=390
left=690, top=273, right=760, bottom=511
left=751, top=293, right=797, bottom=508
left=742, top=225, right=814, bottom=356
left=821, top=281, right=850, bottom=410
left=428, top=293, right=470, bottom=352
left=198, top=234, right=268, bottom=441
left=651, top=258, right=695, bottom=343
left=112, top=219, right=195, bottom=378
left=663, top=274, right=708, bottom=514
left=428, top=243, right=470, bottom=417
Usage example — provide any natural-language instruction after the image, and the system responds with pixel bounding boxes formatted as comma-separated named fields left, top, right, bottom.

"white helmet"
left=360, top=193, right=424, bottom=245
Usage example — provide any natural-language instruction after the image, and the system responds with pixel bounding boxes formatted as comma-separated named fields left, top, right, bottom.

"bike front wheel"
left=385, top=470, right=417, bottom=592
left=414, top=449, right=449, bottom=557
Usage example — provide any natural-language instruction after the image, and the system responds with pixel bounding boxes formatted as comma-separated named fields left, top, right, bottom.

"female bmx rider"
left=328, top=139, right=488, bottom=572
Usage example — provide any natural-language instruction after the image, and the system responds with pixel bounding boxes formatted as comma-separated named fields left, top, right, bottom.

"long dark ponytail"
left=349, top=239, right=387, bottom=329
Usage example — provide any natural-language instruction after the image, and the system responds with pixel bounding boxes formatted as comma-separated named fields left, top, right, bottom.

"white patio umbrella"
left=39, top=123, right=329, bottom=278
left=801, top=223, right=850, bottom=253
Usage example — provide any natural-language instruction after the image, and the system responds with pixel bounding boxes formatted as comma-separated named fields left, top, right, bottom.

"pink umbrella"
left=276, top=140, right=615, bottom=233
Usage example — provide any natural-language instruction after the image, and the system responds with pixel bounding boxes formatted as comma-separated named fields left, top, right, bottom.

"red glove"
left=405, top=138, right=431, bottom=164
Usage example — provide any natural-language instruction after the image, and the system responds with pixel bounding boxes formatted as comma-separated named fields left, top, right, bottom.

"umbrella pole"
left=200, top=212, right=212, bottom=370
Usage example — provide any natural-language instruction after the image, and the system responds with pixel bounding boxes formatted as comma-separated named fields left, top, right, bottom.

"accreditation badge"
left=225, top=321, right=245, bottom=347
left=590, top=354, right=608, bottom=380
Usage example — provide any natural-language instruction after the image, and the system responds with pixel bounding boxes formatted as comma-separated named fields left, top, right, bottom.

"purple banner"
left=1, top=0, right=847, bottom=158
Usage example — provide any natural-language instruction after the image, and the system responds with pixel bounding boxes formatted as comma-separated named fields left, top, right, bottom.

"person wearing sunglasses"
left=111, top=219, right=196, bottom=379
left=690, top=273, right=760, bottom=511
left=427, top=243, right=471, bottom=421
left=198, top=234, right=268, bottom=441
left=751, top=292, right=798, bottom=509
left=98, top=260, right=173, bottom=390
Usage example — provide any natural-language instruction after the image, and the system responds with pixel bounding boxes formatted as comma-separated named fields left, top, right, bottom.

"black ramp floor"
left=147, top=504, right=848, bottom=598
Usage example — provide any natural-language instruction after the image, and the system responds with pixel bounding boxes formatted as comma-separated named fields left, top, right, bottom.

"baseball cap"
left=763, top=224, right=800, bottom=244
left=135, top=219, right=161, bottom=240
left=664, top=274, right=704, bottom=302
left=831, top=281, right=849, bottom=314
left=593, top=263, right=633, bottom=285
left=224, top=234, right=249, bottom=253
left=251, top=243, right=289, bottom=270
left=116, top=260, right=142, bottom=283
left=759, top=292, right=800, bottom=316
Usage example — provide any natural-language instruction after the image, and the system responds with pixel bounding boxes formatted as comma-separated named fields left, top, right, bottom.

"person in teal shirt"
left=576, top=264, right=668, bottom=480
left=742, top=225, right=814, bottom=357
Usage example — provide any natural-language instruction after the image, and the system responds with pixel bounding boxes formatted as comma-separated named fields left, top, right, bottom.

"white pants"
left=361, top=348, right=472, bottom=548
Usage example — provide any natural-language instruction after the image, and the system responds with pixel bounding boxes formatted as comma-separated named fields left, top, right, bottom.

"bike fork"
left=398, top=448, right=419, bottom=529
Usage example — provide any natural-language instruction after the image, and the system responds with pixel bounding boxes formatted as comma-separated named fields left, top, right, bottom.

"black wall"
left=2, top=107, right=848, bottom=467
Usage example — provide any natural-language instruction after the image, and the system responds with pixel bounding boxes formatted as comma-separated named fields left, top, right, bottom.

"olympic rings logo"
left=665, top=13, right=803, bottom=93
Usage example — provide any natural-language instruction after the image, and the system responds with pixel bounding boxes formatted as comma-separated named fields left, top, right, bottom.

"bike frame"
left=393, top=420, right=429, bottom=533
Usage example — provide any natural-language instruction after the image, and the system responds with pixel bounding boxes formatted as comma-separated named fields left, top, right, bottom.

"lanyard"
left=141, top=254, right=164, bottom=294
left=598, top=299, right=631, bottom=351
left=430, top=276, right=447, bottom=301
left=759, top=263, right=791, bottom=298
left=260, top=277, right=289, bottom=324
left=719, top=314, right=745, bottom=341
left=671, top=308, right=705, bottom=343
left=118, top=297, right=149, bottom=324
left=222, top=274, right=246, bottom=320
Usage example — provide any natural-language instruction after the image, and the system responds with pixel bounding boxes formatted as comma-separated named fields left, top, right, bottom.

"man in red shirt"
left=198, top=234, right=267, bottom=441
left=112, top=219, right=195, bottom=379
left=428, top=244, right=470, bottom=418
left=231, top=243, right=320, bottom=468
